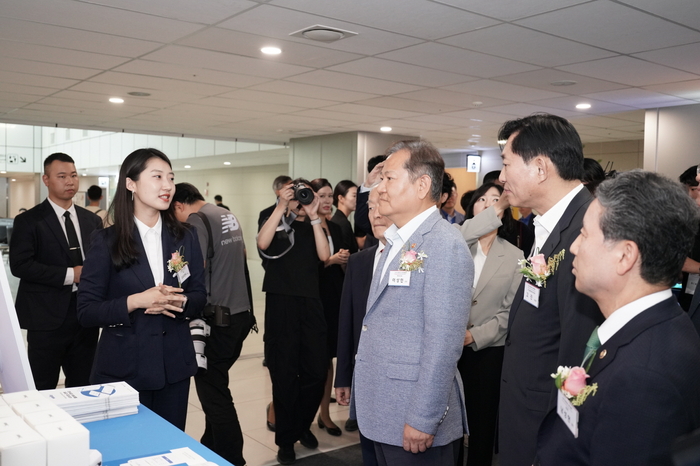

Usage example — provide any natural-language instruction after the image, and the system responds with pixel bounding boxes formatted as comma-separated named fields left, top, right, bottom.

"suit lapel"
left=161, top=227, right=177, bottom=287
left=365, top=210, right=439, bottom=314
left=472, top=239, right=506, bottom=298
left=587, top=298, right=678, bottom=378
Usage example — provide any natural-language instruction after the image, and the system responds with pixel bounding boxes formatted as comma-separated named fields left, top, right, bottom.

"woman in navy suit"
left=77, top=148, right=206, bottom=430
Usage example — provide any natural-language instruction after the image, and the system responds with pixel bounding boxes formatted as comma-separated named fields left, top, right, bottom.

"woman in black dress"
left=330, top=180, right=359, bottom=253
left=311, top=178, right=349, bottom=437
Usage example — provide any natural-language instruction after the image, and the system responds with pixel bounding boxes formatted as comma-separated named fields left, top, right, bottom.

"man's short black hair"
left=679, top=165, right=699, bottom=188
left=482, top=170, right=501, bottom=185
left=214, top=194, right=223, bottom=202
left=498, top=113, right=583, bottom=181
left=174, top=183, right=206, bottom=205
left=43, top=152, right=74, bottom=174
left=367, top=155, right=387, bottom=173
left=87, top=185, right=102, bottom=201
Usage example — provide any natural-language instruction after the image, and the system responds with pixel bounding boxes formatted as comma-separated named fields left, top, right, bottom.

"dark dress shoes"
left=344, top=418, right=358, bottom=432
left=317, top=415, right=342, bottom=436
left=266, top=402, right=275, bottom=432
left=277, top=445, right=295, bottom=465
left=299, top=429, right=319, bottom=449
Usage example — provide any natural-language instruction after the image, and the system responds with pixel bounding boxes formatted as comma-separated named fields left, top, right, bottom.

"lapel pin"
left=599, top=349, right=607, bottom=359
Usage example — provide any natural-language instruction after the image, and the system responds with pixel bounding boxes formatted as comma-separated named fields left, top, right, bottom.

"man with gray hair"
left=352, top=140, right=473, bottom=465
left=536, top=170, right=700, bottom=465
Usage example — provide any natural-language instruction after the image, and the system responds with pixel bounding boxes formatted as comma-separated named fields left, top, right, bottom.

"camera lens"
left=294, top=184, right=314, bottom=205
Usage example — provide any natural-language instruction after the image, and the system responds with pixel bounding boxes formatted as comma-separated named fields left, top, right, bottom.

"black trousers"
left=139, top=377, right=191, bottom=430
left=374, top=437, right=461, bottom=466
left=265, top=293, right=327, bottom=447
left=26, top=292, right=98, bottom=390
left=194, top=311, right=252, bottom=466
left=458, top=345, right=505, bottom=466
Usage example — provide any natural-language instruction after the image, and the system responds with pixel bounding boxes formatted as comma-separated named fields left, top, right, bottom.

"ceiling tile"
left=248, top=80, right=378, bottom=102
left=328, top=57, right=476, bottom=87
left=393, top=89, right=512, bottom=108
left=319, top=103, right=422, bottom=119
left=178, top=27, right=363, bottom=68
left=493, top=69, right=626, bottom=94
left=568, top=114, right=647, bottom=129
left=377, top=42, right=540, bottom=78
left=432, top=0, right=589, bottom=22
left=353, top=96, right=466, bottom=114
left=616, top=0, right=700, bottom=31
left=644, top=80, right=700, bottom=100
left=440, top=24, right=615, bottom=67
left=286, top=70, right=424, bottom=95
left=485, top=102, right=579, bottom=118
left=112, top=60, right=271, bottom=88
left=0, top=57, right=100, bottom=80
left=1, top=0, right=203, bottom=42
left=584, top=89, right=694, bottom=108
left=216, top=89, right=338, bottom=109
left=89, top=72, right=235, bottom=96
left=289, top=109, right=382, bottom=124
left=633, top=43, right=700, bottom=75
left=527, top=96, right=638, bottom=114
left=0, top=17, right=161, bottom=56
left=442, top=79, right=566, bottom=102
left=269, top=0, right=499, bottom=40
left=558, top=56, right=699, bottom=87
left=217, top=4, right=424, bottom=55
left=0, top=70, right=78, bottom=89
left=75, top=0, right=257, bottom=24
left=516, top=1, right=700, bottom=54
left=0, top=40, right=131, bottom=70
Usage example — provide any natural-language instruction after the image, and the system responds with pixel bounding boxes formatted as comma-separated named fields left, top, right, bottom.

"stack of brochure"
left=41, top=382, right=140, bottom=423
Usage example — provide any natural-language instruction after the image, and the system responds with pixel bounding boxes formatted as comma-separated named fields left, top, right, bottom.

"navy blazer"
left=536, top=297, right=700, bottom=465
left=10, top=199, right=103, bottom=331
left=334, top=244, right=377, bottom=388
left=77, top=223, right=206, bottom=391
left=499, top=188, right=603, bottom=466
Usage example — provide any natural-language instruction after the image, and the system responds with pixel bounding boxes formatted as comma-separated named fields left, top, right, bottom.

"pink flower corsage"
left=551, top=366, right=598, bottom=407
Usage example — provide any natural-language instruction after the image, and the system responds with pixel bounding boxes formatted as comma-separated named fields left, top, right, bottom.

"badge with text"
left=557, top=389, right=579, bottom=437
left=388, top=270, right=411, bottom=286
left=523, top=281, right=540, bottom=308
left=177, top=264, right=191, bottom=285
left=687, top=274, right=699, bottom=295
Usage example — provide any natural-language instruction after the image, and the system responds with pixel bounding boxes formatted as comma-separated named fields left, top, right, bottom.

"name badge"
left=557, top=389, right=579, bottom=437
left=389, top=270, right=411, bottom=286
left=687, top=274, right=699, bottom=295
left=523, top=281, right=540, bottom=308
left=177, top=265, right=191, bottom=285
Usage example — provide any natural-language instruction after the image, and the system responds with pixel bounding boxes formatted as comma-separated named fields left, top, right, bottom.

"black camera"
left=293, top=183, right=314, bottom=205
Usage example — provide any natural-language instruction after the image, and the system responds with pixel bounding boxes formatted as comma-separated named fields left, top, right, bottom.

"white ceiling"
left=1, top=0, right=700, bottom=151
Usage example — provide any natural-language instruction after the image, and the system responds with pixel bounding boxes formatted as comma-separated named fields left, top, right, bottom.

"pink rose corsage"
left=518, top=249, right=565, bottom=287
left=399, top=243, right=427, bottom=273
left=551, top=365, right=598, bottom=407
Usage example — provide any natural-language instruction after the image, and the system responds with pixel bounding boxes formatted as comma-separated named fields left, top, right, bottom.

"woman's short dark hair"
left=110, top=148, right=186, bottom=270
left=332, top=180, right=357, bottom=207
left=582, top=158, right=606, bottom=195
left=466, top=183, right=515, bottom=240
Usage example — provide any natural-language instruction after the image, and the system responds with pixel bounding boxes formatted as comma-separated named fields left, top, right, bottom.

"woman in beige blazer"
left=458, top=183, right=523, bottom=466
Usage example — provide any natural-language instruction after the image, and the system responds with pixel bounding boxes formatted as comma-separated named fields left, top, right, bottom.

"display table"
left=85, top=405, right=233, bottom=466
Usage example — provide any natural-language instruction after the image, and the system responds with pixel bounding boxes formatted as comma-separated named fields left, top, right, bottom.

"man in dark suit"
left=497, top=114, right=603, bottom=466
left=536, top=170, right=700, bottom=465
left=10, top=152, right=103, bottom=389
left=257, top=175, right=292, bottom=230
left=335, top=188, right=389, bottom=466
left=355, top=155, right=386, bottom=244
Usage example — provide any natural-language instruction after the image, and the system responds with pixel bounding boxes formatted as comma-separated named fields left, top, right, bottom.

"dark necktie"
left=582, top=326, right=600, bottom=371
left=63, top=211, right=83, bottom=266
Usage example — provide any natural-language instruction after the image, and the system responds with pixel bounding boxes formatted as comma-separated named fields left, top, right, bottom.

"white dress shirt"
left=47, top=198, right=84, bottom=288
left=598, top=289, right=672, bottom=345
left=134, top=215, right=164, bottom=286
left=532, top=183, right=585, bottom=256
left=380, top=205, right=437, bottom=280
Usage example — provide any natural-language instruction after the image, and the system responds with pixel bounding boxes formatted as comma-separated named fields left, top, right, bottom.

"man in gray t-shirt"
left=173, top=183, right=253, bottom=466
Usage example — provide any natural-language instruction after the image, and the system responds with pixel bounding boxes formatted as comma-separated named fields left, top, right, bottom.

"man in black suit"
left=536, top=170, right=700, bottom=465
left=10, top=152, right=103, bottom=390
left=497, top=114, right=603, bottom=465
left=335, top=188, right=389, bottom=466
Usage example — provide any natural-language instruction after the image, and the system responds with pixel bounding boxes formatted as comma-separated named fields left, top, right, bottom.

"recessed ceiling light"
left=11, top=179, right=16, bottom=182
left=224, top=162, right=231, bottom=166
left=551, top=80, right=578, bottom=87
left=380, top=126, right=392, bottom=132
left=127, top=91, right=151, bottom=97
left=109, top=97, right=124, bottom=104
left=576, top=103, right=592, bottom=109
left=471, top=134, right=480, bottom=138
left=261, top=47, right=281, bottom=55
left=470, top=118, right=482, bottom=122
left=1, top=171, right=6, bottom=174
left=472, top=101, right=483, bottom=107
left=497, top=139, right=508, bottom=145
left=184, top=165, right=191, bottom=169
left=82, top=174, right=87, bottom=176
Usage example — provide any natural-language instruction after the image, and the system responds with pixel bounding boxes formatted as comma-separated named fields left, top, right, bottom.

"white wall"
left=645, top=104, right=700, bottom=178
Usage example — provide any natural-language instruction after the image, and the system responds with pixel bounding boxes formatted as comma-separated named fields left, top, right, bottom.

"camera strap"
left=195, top=210, right=258, bottom=333
left=257, top=213, right=295, bottom=260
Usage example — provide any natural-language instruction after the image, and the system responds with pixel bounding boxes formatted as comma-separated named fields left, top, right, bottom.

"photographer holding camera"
left=257, top=179, right=331, bottom=465
left=172, top=183, right=255, bottom=466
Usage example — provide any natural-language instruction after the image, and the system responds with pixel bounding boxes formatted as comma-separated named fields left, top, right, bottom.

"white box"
left=0, top=406, right=15, bottom=418
left=35, top=420, right=90, bottom=466
left=0, top=426, right=47, bottom=466
left=11, top=399, right=58, bottom=419
left=23, top=409, right=74, bottom=429
left=0, top=416, right=26, bottom=433
left=2, top=390, right=43, bottom=405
